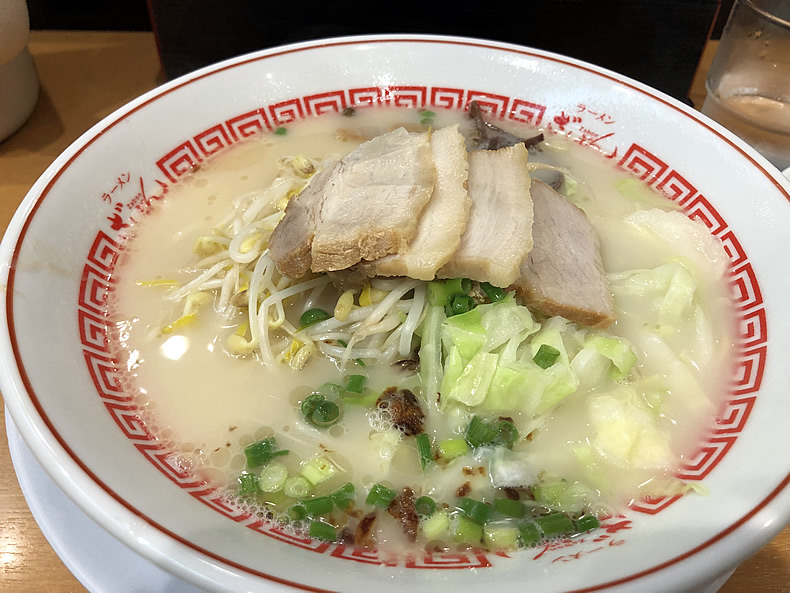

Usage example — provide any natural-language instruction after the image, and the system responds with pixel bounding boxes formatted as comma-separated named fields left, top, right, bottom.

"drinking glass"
left=702, top=0, right=790, bottom=170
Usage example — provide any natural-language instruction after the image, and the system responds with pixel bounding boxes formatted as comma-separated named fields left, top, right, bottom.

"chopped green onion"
left=483, top=523, right=520, bottom=549
left=427, top=281, right=450, bottom=306
left=457, top=497, right=493, bottom=524
left=437, top=438, right=469, bottom=460
left=237, top=472, right=259, bottom=495
left=344, top=374, right=367, bottom=393
left=574, top=514, right=600, bottom=534
left=301, top=495, right=334, bottom=516
left=301, top=393, right=325, bottom=416
left=422, top=510, right=450, bottom=539
left=342, top=388, right=380, bottom=407
left=494, top=498, right=525, bottom=518
left=453, top=514, right=483, bottom=544
left=415, top=433, right=434, bottom=471
left=518, top=521, right=542, bottom=547
left=274, top=126, right=288, bottom=136
left=300, top=456, right=337, bottom=485
left=533, top=344, right=561, bottom=369
left=244, top=437, right=288, bottom=468
left=480, top=282, right=507, bottom=302
left=283, top=476, right=311, bottom=499
left=258, top=461, right=288, bottom=493
left=287, top=504, right=307, bottom=521
left=465, top=416, right=498, bottom=448
left=535, top=512, right=575, bottom=537
left=446, top=293, right=475, bottom=317
left=308, top=520, right=337, bottom=541
left=493, top=419, right=519, bottom=447
left=330, top=482, right=355, bottom=510
left=299, top=308, right=332, bottom=328
left=315, top=382, right=343, bottom=398
left=415, top=495, right=436, bottom=516
left=311, top=400, right=340, bottom=427
left=465, top=416, right=519, bottom=448
left=366, top=483, right=397, bottom=508
left=445, top=277, right=471, bottom=295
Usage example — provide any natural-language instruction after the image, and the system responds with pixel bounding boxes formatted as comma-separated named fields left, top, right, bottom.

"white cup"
left=0, top=0, right=39, bottom=142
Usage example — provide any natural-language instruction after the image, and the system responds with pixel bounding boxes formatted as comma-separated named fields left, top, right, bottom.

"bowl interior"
left=3, top=36, right=790, bottom=593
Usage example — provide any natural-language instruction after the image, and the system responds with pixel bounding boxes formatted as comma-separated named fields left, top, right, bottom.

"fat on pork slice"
left=513, top=179, right=615, bottom=328
left=372, top=124, right=471, bottom=280
left=269, top=127, right=435, bottom=277
left=268, top=156, right=340, bottom=279
left=310, top=127, right=435, bottom=273
left=437, top=142, right=534, bottom=288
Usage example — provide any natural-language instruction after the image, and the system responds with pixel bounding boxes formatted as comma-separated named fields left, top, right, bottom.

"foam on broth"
left=109, top=106, right=734, bottom=552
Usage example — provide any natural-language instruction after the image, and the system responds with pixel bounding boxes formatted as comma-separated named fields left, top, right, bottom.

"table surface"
left=1, top=30, right=789, bottom=593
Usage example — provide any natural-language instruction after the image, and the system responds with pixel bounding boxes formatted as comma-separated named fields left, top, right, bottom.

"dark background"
left=26, top=0, right=734, bottom=103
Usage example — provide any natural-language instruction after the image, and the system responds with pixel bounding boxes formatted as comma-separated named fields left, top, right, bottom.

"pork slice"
left=437, top=143, right=533, bottom=287
left=310, top=127, right=435, bottom=273
left=513, top=180, right=615, bottom=328
left=268, top=157, right=340, bottom=278
left=373, top=124, right=471, bottom=281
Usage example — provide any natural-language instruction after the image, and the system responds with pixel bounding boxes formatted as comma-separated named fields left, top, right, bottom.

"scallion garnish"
left=437, top=438, right=469, bottom=460
left=283, top=476, right=311, bottom=499
left=480, top=282, right=507, bottom=302
left=494, top=498, right=525, bottom=518
left=534, top=512, right=575, bottom=537
left=446, top=293, right=475, bottom=317
left=237, top=471, right=259, bottom=495
left=330, top=482, right=355, bottom=510
left=299, top=308, right=332, bottom=328
left=244, top=437, right=288, bottom=468
left=301, top=495, right=334, bottom=516
left=308, top=520, right=337, bottom=542
left=465, top=416, right=519, bottom=449
left=415, top=495, right=436, bottom=516
left=427, top=281, right=450, bottom=306
left=287, top=504, right=307, bottom=521
left=574, top=514, right=600, bottom=534
left=415, top=433, right=433, bottom=471
left=453, top=514, right=483, bottom=544
left=533, top=343, right=561, bottom=369
left=274, top=126, right=288, bottom=136
left=344, top=374, right=367, bottom=393
left=366, top=483, right=397, bottom=508
left=258, top=461, right=288, bottom=493
left=518, top=521, right=542, bottom=547
left=493, top=419, right=519, bottom=448
left=311, top=399, right=340, bottom=427
left=444, top=277, right=472, bottom=296
left=458, top=497, right=493, bottom=524
left=301, top=394, right=341, bottom=428
left=465, top=416, right=499, bottom=448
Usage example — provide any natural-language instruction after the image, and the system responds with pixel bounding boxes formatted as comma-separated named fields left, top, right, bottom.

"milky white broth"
left=110, top=107, right=734, bottom=553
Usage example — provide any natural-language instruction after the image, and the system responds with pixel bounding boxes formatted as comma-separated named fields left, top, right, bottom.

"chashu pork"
left=268, top=156, right=340, bottom=279
left=513, top=179, right=615, bottom=328
left=269, top=127, right=435, bottom=277
left=438, top=142, right=533, bottom=288
left=372, top=124, right=471, bottom=280
left=310, top=127, right=435, bottom=273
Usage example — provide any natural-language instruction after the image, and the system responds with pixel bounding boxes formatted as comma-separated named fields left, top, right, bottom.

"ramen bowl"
left=2, top=35, right=790, bottom=593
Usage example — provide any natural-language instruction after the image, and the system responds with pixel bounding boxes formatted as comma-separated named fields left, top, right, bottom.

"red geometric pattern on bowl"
left=78, top=86, right=767, bottom=568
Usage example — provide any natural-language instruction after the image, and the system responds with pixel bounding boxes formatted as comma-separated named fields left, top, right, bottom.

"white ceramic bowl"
left=3, top=35, right=790, bottom=593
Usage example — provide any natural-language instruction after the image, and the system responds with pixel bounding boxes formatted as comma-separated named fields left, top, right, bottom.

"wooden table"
left=1, top=31, right=788, bottom=593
